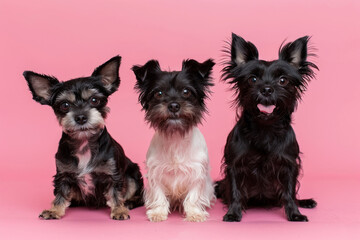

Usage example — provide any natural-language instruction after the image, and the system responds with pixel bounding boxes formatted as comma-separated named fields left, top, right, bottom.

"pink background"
left=0, top=0, right=359, bottom=239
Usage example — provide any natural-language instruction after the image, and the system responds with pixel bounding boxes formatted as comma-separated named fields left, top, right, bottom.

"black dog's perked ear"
left=181, top=59, right=215, bottom=80
left=279, top=36, right=310, bottom=68
left=132, top=60, right=161, bottom=88
left=231, top=33, right=259, bottom=65
left=92, top=55, right=121, bottom=95
left=279, top=36, right=318, bottom=89
left=23, top=71, right=60, bottom=105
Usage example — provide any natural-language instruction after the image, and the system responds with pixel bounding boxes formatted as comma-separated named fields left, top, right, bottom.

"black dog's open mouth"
left=257, top=104, right=276, bottom=115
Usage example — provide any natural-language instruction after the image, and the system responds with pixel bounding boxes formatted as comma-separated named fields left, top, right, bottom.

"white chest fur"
left=76, top=141, right=92, bottom=172
left=146, top=127, right=211, bottom=198
left=75, top=141, right=94, bottom=195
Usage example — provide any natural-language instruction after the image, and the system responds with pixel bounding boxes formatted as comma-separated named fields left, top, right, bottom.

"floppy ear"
left=23, top=71, right=59, bottom=105
left=182, top=58, right=215, bottom=81
left=91, top=55, right=121, bottom=95
left=231, top=33, right=259, bottom=65
left=279, top=36, right=310, bottom=68
left=131, top=60, right=161, bottom=89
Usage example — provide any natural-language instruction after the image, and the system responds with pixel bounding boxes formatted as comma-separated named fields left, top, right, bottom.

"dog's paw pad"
left=111, top=212, right=130, bottom=220
left=223, top=213, right=241, bottom=222
left=39, top=210, right=60, bottom=220
left=288, top=214, right=308, bottom=222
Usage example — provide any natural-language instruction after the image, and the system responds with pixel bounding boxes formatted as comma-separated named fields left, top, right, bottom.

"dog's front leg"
left=39, top=185, right=71, bottom=220
left=281, top=168, right=308, bottom=222
left=106, top=187, right=130, bottom=220
left=183, top=181, right=212, bottom=222
left=145, top=184, right=169, bottom=222
left=223, top=168, right=243, bottom=222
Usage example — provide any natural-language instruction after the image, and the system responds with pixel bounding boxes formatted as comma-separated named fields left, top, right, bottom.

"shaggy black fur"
left=216, top=33, right=318, bottom=222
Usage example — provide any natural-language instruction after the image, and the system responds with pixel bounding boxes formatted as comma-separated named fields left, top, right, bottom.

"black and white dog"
left=132, top=59, right=216, bottom=222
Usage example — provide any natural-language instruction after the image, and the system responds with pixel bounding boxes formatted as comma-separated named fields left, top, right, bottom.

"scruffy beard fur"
left=23, top=56, right=144, bottom=220
left=216, top=34, right=318, bottom=222
left=132, top=58, right=216, bottom=221
left=60, top=108, right=107, bottom=139
left=145, top=101, right=202, bottom=136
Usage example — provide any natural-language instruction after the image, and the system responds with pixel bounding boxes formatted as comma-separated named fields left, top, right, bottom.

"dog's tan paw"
left=39, top=210, right=61, bottom=220
left=146, top=209, right=168, bottom=222
left=185, top=213, right=207, bottom=222
left=111, top=207, right=130, bottom=220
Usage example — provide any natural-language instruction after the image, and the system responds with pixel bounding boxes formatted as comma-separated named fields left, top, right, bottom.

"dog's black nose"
left=75, top=115, right=88, bottom=125
left=168, top=102, right=180, bottom=113
left=261, top=87, right=274, bottom=96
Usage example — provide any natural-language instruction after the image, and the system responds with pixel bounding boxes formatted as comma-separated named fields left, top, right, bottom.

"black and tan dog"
left=23, top=56, right=143, bottom=220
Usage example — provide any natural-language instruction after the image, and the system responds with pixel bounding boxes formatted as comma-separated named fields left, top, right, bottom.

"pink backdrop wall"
left=0, top=0, right=359, bottom=239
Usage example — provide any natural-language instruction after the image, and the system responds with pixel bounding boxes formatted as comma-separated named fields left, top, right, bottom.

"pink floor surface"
left=1, top=0, right=360, bottom=239
left=1, top=177, right=359, bottom=239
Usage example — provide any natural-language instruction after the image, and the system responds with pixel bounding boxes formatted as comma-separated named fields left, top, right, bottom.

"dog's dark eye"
left=182, top=88, right=191, bottom=98
left=90, top=97, right=100, bottom=106
left=154, top=91, right=163, bottom=100
left=248, top=76, right=257, bottom=84
left=60, top=102, right=70, bottom=112
left=279, top=77, right=289, bottom=86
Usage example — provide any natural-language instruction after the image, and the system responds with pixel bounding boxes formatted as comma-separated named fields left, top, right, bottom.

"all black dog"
left=23, top=56, right=143, bottom=220
left=216, top=33, right=318, bottom=222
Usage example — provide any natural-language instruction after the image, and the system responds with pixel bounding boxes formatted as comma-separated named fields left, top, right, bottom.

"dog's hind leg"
left=124, top=177, right=144, bottom=209
left=123, top=162, right=144, bottom=209
left=214, top=179, right=225, bottom=199
left=297, top=198, right=317, bottom=208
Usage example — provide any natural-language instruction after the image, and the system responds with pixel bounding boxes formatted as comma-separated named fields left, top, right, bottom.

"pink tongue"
left=257, top=104, right=276, bottom=114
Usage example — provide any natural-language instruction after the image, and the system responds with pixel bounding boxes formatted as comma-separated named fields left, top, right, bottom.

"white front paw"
left=185, top=207, right=209, bottom=222
left=146, top=207, right=168, bottom=222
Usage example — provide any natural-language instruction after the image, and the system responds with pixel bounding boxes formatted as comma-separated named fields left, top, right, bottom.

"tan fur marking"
left=105, top=188, right=130, bottom=220
left=81, top=89, right=99, bottom=100
left=111, top=205, right=130, bottom=220
left=124, top=178, right=137, bottom=200
left=56, top=91, right=76, bottom=103
left=39, top=200, right=70, bottom=220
